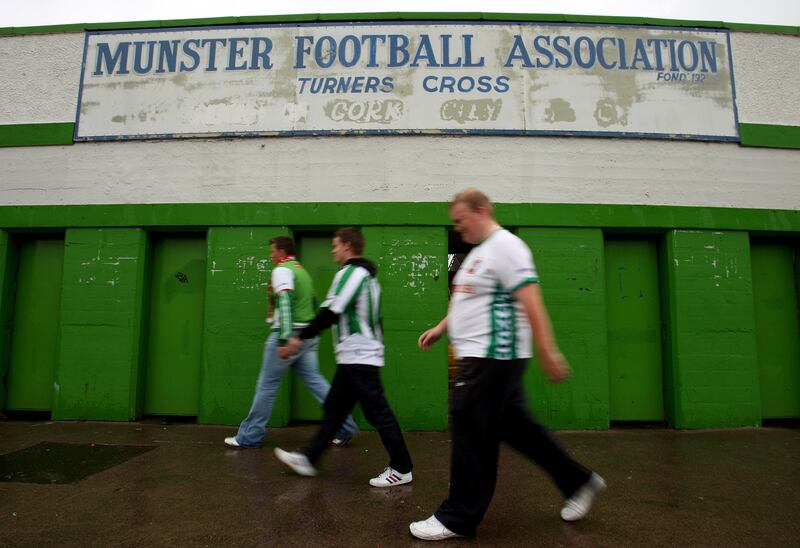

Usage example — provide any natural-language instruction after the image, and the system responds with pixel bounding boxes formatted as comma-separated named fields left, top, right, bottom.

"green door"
left=143, top=236, right=206, bottom=416
left=291, top=236, right=338, bottom=420
left=751, top=241, right=800, bottom=418
left=5, top=238, right=64, bottom=411
left=605, top=237, right=664, bottom=421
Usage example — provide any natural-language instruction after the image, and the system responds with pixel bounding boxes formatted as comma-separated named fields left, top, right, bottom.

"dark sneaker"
left=331, top=435, right=352, bottom=447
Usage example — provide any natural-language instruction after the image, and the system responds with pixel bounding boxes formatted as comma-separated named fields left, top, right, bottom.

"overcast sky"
left=2, top=0, right=799, bottom=27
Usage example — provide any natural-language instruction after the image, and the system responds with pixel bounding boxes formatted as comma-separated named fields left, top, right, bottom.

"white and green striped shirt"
left=322, top=263, right=384, bottom=366
left=448, top=229, right=538, bottom=360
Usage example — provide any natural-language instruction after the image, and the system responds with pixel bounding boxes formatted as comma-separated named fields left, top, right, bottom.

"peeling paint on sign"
left=76, top=23, right=737, bottom=141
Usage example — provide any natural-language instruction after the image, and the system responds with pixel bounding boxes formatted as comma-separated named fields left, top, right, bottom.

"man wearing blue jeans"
left=225, top=236, right=357, bottom=449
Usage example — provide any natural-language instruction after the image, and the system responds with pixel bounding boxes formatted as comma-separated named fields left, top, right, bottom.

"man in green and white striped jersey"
left=224, top=236, right=357, bottom=449
left=274, top=228, right=414, bottom=488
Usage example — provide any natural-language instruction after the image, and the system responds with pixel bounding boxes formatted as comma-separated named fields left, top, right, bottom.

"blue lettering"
left=336, top=77, right=353, bottom=93
left=361, top=35, right=386, bottom=67
left=666, top=39, right=679, bottom=71
left=411, top=34, right=440, bottom=67
left=503, top=35, right=533, bottom=68
left=322, top=77, right=336, bottom=93
left=201, top=38, right=226, bottom=71
left=180, top=40, right=201, bottom=72
left=462, top=35, right=485, bottom=67
left=294, top=36, right=314, bottom=69
left=422, top=75, right=438, bottom=92
left=381, top=76, right=394, bottom=93
left=389, top=35, right=410, bottom=67
left=553, top=35, right=572, bottom=68
left=249, top=37, right=273, bottom=70
left=494, top=75, right=510, bottom=93
left=315, top=36, right=337, bottom=68
left=534, top=36, right=553, bottom=68
left=226, top=37, right=249, bottom=71
left=440, top=35, right=462, bottom=67
left=647, top=38, right=666, bottom=71
left=597, top=37, right=617, bottom=69
left=364, top=76, right=380, bottom=93
left=630, top=39, right=653, bottom=70
left=155, top=40, right=179, bottom=73
left=699, top=41, right=717, bottom=73
left=133, top=41, right=156, bottom=75
left=339, top=35, right=361, bottom=68
left=93, top=42, right=131, bottom=75
left=574, top=36, right=596, bottom=68
left=678, top=40, right=699, bottom=71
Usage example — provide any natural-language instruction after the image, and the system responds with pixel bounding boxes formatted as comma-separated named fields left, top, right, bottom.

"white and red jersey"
left=448, top=229, right=539, bottom=360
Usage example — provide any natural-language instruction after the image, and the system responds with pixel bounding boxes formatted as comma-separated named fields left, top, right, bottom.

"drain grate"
left=0, top=442, right=155, bottom=484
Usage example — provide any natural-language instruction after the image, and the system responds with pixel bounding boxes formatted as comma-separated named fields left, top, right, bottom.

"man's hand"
left=418, top=322, right=446, bottom=351
left=540, top=350, right=571, bottom=383
left=278, top=337, right=302, bottom=359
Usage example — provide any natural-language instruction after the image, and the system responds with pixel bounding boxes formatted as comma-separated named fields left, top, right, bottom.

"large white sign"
left=76, top=23, right=738, bottom=141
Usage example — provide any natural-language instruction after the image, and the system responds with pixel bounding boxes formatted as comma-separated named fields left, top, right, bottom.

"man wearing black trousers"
left=410, top=188, right=605, bottom=541
left=274, top=227, right=413, bottom=487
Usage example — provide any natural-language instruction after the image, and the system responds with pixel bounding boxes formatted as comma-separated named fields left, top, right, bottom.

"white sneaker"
left=369, top=466, right=413, bottom=487
left=224, top=436, right=241, bottom=448
left=273, top=448, right=318, bottom=477
left=409, top=515, right=462, bottom=541
left=561, top=472, right=606, bottom=521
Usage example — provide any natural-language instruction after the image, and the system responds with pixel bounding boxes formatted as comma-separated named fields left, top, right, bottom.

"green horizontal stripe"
left=0, top=13, right=796, bottom=36
left=509, top=278, right=539, bottom=293
left=0, top=123, right=74, bottom=147
left=0, top=203, right=799, bottom=233
left=739, top=123, right=800, bottom=150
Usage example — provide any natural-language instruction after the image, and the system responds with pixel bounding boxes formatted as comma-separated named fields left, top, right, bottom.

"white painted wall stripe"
left=1, top=136, right=797, bottom=209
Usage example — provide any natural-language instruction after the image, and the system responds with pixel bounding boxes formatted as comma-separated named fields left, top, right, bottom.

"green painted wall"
left=518, top=228, right=609, bottom=429
left=750, top=241, right=800, bottom=418
left=143, top=236, right=206, bottom=416
left=0, top=204, right=796, bottom=429
left=290, top=235, right=338, bottom=422
left=52, top=229, right=148, bottom=420
left=5, top=238, right=64, bottom=411
left=663, top=230, right=761, bottom=428
left=364, top=226, right=449, bottom=430
left=200, top=227, right=287, bottom=425
left=605, top=238, right=664, bottom=421
left=0, top=231, right=18, bottom=411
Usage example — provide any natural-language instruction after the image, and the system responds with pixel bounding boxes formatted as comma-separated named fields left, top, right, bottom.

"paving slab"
left=1, top=421, right=798, bottom=547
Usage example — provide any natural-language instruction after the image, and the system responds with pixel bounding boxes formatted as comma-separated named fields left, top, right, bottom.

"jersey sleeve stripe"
left=509, top=277, right=539, bottom=293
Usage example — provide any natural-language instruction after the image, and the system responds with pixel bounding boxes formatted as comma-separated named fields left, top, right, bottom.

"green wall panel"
left=605, top=238, right=664, bottom=421
left=290, top=235, right=338, bottom=422
left=518, top=228, right=609, bottom=429
left=363, top=226, right=449, bottom=430
left=200, top=227, right=288, bottom=425
left=143, top=236, right=206, bottom=416
left=664, top=230, right=760, bottom=428
left=0, top=231, right=18, bottom=411
left=751, top=242, right=800, bottom=418
left=53, top=229, right=148, bottom=420
left=5, top=237, right=64, bottom=411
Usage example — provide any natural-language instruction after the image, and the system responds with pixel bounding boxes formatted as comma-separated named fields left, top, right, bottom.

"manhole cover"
left=0, top=442, right=155, bottom=484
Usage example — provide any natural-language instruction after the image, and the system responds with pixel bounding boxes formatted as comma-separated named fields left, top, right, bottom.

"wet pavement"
left=1, top=420, right=798, bottom=547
